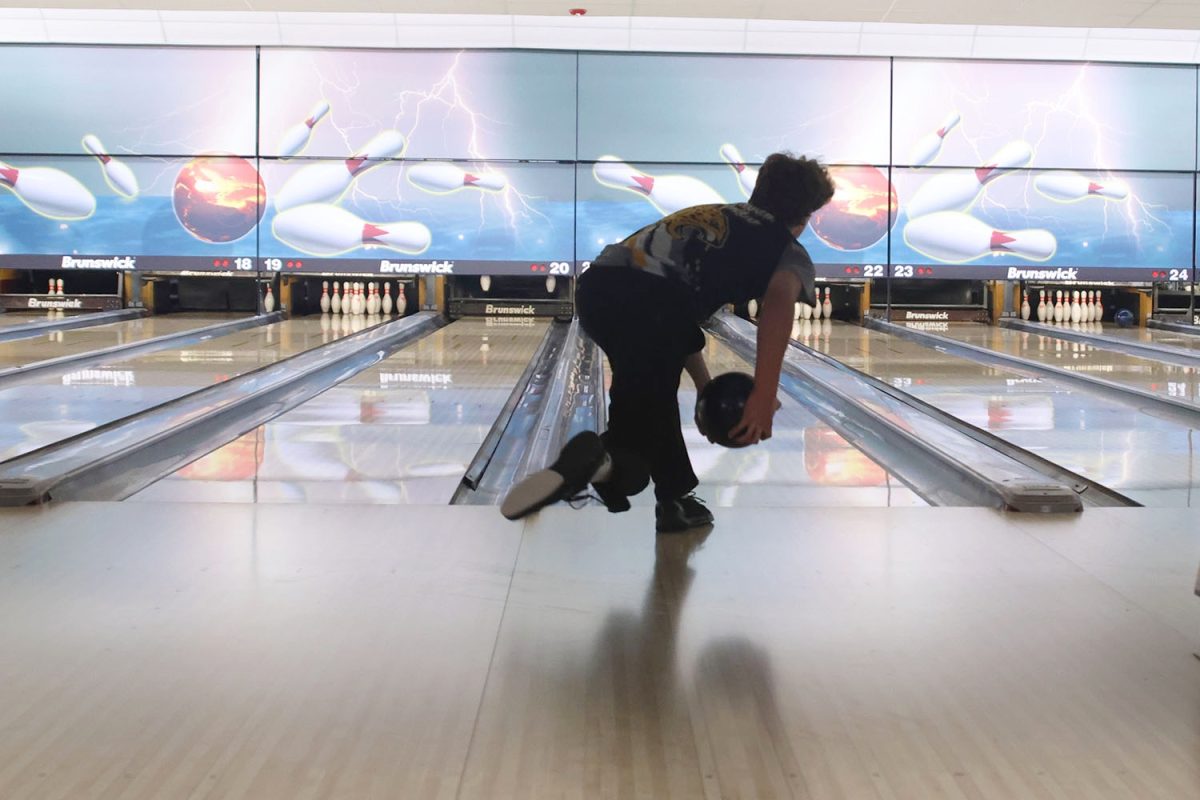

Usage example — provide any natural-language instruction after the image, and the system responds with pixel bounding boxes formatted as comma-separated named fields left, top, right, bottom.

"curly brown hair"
left=748, top=152, right=836, bottom=228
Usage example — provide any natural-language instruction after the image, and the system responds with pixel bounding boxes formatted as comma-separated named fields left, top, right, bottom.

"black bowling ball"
left=695, top=372, right=755, bottom=448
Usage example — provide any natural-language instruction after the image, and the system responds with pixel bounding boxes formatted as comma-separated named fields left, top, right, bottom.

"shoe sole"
left=500, top=470, right=565, bottom=520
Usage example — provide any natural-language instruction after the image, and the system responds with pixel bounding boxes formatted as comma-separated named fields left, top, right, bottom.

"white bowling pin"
left=1070, top=291, right=1081, bottom=323
left=407, top=162, right=506, bottom=193
left=278, top=100, right=330, bottom=159
left=274, top=130, right=406, bottom=211
left=0, top=160, right=95, bottom=219
left=1086, top=291, right=1095, bottom=322
left=822, top=287, right=833, bottom=319
left=1035, top=172, right=1128, bottom=203
left=1054, top=290, right=1064, bottom=323
left=56, top=278, right=64, bottom=296
left=371, top=283, right=381, bottom=314
left=905, top=141, right=1032, bottom=219
left=1095, top=292, right=1104, bottom=323
left=593, top=156, right=724, bottom=215
left=47, top=278, right=54, bottom=296
left=1021, top=291, right=1031, bottom=320
left=908, top=111, right=961, bottom=167
left=801, top=301, right=812, bottom=320
left=1037, top=289, right=1048, bottom=322
left=82, top=134, right=138, bottom=198
left=545, top=275, right=557, bottom=294
left=397, top=284, right=406, bottom=314
left=355, top=284, right=365, bottom=315
left=793, top=301, right=801, bottom=321
left=903, top=211, right=1055, bottom=263
left=264, top=285, right=276, bottom=313
left=381, top=283, right=393, bottom=315
left=331, top=281, right=342, bottom=314
left=272, top=204, right=430, bottom=257
left=748, top=299, right=758, bottom=319
left=320, top=280, right=331, bottom=313
left=480, top=275, right=492, bottom=293
left=719, top=143, right=758, bottom=197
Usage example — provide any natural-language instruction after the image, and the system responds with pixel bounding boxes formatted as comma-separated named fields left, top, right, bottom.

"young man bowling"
left=502, top=152, right=836, bottom=532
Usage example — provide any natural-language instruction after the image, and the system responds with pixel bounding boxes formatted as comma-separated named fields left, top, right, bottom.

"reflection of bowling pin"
left=278, top=100, right=330, bottom=159
left=545, top=275, right=556, bottom=294
left=382, top=283, right=393, bottom=315
left=274, top=130, right=405, bottom=211
left=719, top=143, right=758, bottom=197
left=264, top=285, right=275, bottom=313
left=1021, top=291, right=1030, bottom=320
left=0, top=159, right=95, bottom=219
left=1035, top=172, right=1128, bottom=203
left=908, top=111, right=961, bottom=167
left=593, top=156, right=723, bottom=215
left=320, top=281, right=331, bottom=313
left=903, top=212, right=1055, bottom=263
left=273, top=204, right=430, bottom=256
left=480, top=275, right=492, bottom=293
left=905, top=141, right=1032, bottom=218
left=82, top=134, right=138, bottom=198
left=407, top=162, right=505, bottom=193
left=822, top=287, right=832, bottom=319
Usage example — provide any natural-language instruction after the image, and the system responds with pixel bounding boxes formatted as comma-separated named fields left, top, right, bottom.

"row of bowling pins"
left=1021, top=289, right=1104, bottom=324
left=45, top=278, right=65, bottom=296
left=319, top=280, right=404, bottom=315
left=746, top=287, right=833, bottom=320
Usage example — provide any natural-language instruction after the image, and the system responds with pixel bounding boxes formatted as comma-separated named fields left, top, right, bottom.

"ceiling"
left=4, top=1, right=1200, bottom=32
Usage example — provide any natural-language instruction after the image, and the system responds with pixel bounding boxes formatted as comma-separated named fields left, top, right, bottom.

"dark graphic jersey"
left=591, top=202, right=816, bottom=320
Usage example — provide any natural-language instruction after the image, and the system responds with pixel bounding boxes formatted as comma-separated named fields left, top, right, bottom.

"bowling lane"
left=0, top=315, right=355, bottom=462
left=628, top=335, right=927, bottom=508
left=940, top=322, right=1200, bottom=405
left=0, top=312, right=236, bottom=371
left=800, top=319, right=1200, bottom=506
left=128, top=319, right=551, bottom=504
left=0, top=310, right=87, bottom=327
left=1100, top=322, right=1200, bottom=354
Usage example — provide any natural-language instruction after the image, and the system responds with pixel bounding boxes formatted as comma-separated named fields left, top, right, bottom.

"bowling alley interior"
left=3, top=2, right=1200, bottom=799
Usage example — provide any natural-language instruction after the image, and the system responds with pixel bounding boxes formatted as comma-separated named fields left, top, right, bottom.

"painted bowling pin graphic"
left=278, top=100, right=330, bottom=159
left=593, top=156, right=724, bottom=215
left=407, top=162, right=506, bottom=193
left=320, top=281, right=331, bottom=313
left=908, top=111, right=961, bottom=167
left=905, top=141, right=1032, bottom=219
left=272, top=204, right=430, bottom=256
left=719, top=143, right=759, bottom=197
left=274, top=130, right=405, bottom=211
left=0, top=160, right=95, bottom=219
left=82, top=135, right=138, bottom=198
left=1035, top=171, right=1128, bottom=203
left=903, top=212, right=1055, bottom=263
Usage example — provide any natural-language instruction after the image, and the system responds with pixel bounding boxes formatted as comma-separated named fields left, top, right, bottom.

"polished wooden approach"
left=1, top=503, right=1198, bottom=798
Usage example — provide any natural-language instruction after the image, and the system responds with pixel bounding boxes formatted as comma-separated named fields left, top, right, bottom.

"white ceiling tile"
left=397, top=19, right=516, bottom=47
left=0, top=17, right=48, bottom=43
left=279, top=20, right=399, bottom=46
left=513, top=15, right=631, bottom=48
left=42, top=18, right=167, bottom=43
left=744, top=27, right=863, bottom=55
left=275, top=11, right=395, bottom=26
left=1084, top=35, right=1200, bottom=63
left=859, top=30, right=974, bottom=57
left=159, top=13, right=282, bottom=45
left=971, top=32, right=1088, bottom=61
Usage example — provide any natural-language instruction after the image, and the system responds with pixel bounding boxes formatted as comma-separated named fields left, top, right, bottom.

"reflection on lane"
left=633, top=332, right=926, bottom=508
left=801, top=319, right=1200, bottom=506
left=0, top=312, right=236, bottom=371
left=942, top=322, right=1200, bottom=405
left=129, top=318, right=550, bottom=505
left=0, top=315, right=357, bottom=462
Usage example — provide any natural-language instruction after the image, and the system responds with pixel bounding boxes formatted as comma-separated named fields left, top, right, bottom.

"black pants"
left=577, top=266, right=705, bottom=503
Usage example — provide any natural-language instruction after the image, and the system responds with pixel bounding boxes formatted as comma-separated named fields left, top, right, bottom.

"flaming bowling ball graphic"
left=809, top=165, right=897, bottom=251
left=174, top=155, right=265, bottom=243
